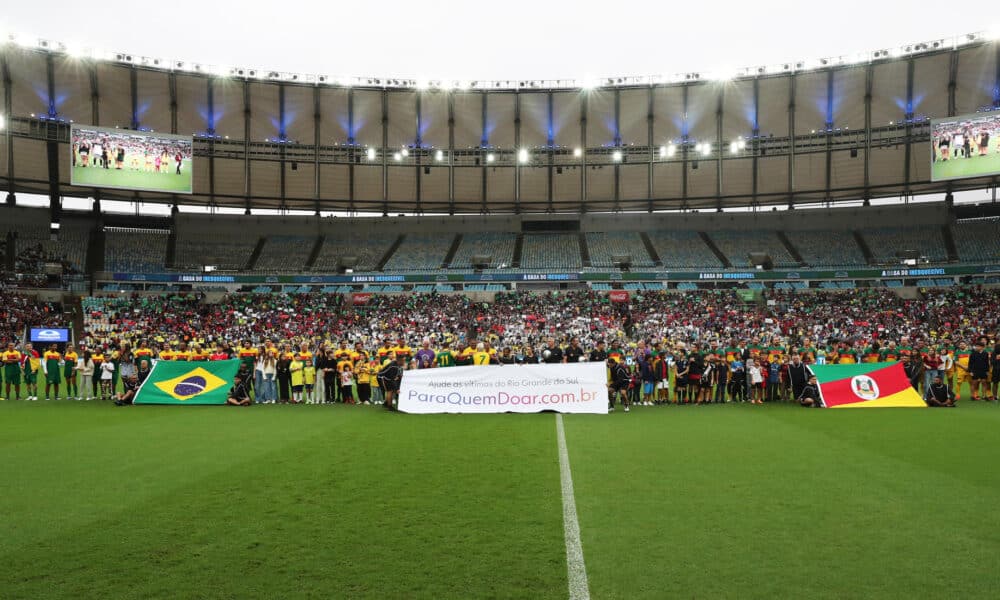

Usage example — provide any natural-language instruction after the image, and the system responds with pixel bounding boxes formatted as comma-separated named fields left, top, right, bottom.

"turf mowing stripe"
left=556, top=413, right=590, bottom=600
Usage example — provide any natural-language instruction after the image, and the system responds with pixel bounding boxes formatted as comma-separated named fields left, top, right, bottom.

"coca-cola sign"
left=609, top=290, right=630, bottom=303
left=352, top=293, right=373, bottom=305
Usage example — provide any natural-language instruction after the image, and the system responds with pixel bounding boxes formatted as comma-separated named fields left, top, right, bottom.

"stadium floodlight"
left=987, top=25, right=1000, bottom=41
left=401, top=148, right=409, bottom=157
left=659, top=145, right=667, bottom=158
left=580, top=76, right=597, bottom=90
left=573, top=147, right=583, bottom=158
left=666, top=144, right=676, bottom=158
left=518, top=148, right=529, bottom=163
left=435, top=150, right=444, bottom=162
left=393, top=152, right=402, bottom=161
left=737, top=139, right=746, bottom=150
left=486, top=153, right=496, bottom=163
left=729, top=142, right=739, bottom=154
left=0, top=114, right=5, bottom=130
left=415, top=79, right=429, bottom=91
left=700, top=144, right=711, bottom=156
left=366, top=147, right=376, bottom=161
left=612, top=150, right=623, bottom=162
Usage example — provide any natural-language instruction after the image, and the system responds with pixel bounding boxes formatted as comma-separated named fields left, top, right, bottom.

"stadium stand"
left=173, top=235, right=258, bottom=271
left=860, top=227, right=949, bottom=263
left=708, top=230, right=800, bottom=269
left=520, top=234, right=582, bottom=270
left=382, top=234, right=454, bottom=271
left=793, top=230, right=868, bottom=267
left=585, top=232, right=655, bottom=268
left=104, top=228, right=169, bottom=273
left=312, top=234, right=396, bottom=272
left=254, top=235, right=315, bottom=271
left=13, top=225, right=88, bottom=274
left=645, top=230, right=722, bottom=268
left=952, top=219, right=1000, bottom=263
left=449, top=232, right=518, bottom=269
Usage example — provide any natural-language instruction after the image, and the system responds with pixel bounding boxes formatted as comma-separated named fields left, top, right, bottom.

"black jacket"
left=798, top=383, right=822, bottom=404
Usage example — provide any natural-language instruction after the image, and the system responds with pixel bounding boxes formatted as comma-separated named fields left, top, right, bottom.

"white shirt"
left=100, top=361, right=115, bottom=380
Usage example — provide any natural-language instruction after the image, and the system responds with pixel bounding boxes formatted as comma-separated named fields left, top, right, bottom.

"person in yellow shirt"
left=289, top=355, right=304, bottom=404
left=173, top=342, right=191, bottom=362
left=295, top=343, right=315, bottom=403
left=134, top=341, right=155, bottom=367
left=42, top=344, right=63, bottom=401
left=63, top=344, right=79, bottom=400
left=91, top=347, right=106, bottom=400
left=189, top=344, right=209, bottom=362
left=368, top=358, right=382, bottom=405
left=377, top=341, right=393, bottom=363
left=158, top=346, right=175, bottom=362
left=3, top=343, right=23, bottom=400
left=472, top=343, right=491, bottom=366
left=391, top=338, right=413, bottom=364
left=24, top=343, right=41, bottom=401
left=459, top=340, right=477, bottom=366
left=355, top=360, right=372, bottom=405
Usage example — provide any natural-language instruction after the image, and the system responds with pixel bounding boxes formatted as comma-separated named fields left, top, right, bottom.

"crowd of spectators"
left=71, top=287, right=1000, bottom=359
left=0, top=290, right=65, bottom=346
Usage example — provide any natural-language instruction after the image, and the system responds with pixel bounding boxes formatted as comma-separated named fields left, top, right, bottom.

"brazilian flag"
left=134, top=359, right=241, bottom=405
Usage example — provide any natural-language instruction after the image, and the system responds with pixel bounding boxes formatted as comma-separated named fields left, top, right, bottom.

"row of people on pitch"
left=1, top=341, right=150, bottom=401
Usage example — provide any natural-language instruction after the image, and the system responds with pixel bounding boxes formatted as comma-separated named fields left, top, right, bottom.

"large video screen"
left=931, top=112, right=1000, bottom=182
left=71, top=124, right=193, bottom=194
left=30, top=328, right=70, bottom=343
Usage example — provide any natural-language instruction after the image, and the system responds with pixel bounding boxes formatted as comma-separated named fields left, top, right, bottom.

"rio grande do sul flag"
left=134, top=359, right=241, bottom=405
left=810, top=362, right=926, bottom=408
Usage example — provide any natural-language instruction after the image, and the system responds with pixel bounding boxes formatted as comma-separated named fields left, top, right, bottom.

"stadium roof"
left=0, top=31, right=998, bottom=214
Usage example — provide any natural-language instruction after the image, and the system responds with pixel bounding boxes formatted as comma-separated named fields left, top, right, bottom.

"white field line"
left=556, top=413, right=590, bottom=600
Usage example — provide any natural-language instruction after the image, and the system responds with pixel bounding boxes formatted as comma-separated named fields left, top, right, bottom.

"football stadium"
left=2, top=4, right=1000, bottom=598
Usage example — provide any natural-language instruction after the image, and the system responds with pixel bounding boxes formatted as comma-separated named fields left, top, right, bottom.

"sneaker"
left=608, top=406, right=615, bottom=412
left=624, top=406, right=630, bottom=413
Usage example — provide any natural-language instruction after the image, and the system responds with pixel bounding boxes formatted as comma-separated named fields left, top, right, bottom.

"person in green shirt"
left=436, top=342, right=457, bottom=368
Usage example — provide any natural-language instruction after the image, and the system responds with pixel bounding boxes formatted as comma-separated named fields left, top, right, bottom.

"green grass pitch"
left=1, top=399, right=998, bottom=598
left=71, top=160, right=193, bottom=193
left=931, top=139, right=1000, bottom=181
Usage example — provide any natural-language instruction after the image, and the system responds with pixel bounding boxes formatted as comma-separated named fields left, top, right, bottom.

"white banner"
left=398, top=362, right=608, bottom=414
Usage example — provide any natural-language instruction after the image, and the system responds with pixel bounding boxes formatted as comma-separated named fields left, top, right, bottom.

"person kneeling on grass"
left=114, top=374, right=140, bottom=406
left=925, top=375, right=957, bottom=407
left=226, top=373, right=252, bottom=406
left=798, top=375, right=823, bottom=408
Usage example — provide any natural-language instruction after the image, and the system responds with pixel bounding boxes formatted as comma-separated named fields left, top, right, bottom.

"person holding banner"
left=377, top=354, right=404, bottom=410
